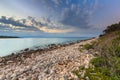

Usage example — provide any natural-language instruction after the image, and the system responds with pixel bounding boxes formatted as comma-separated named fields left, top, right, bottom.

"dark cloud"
left=0, top=16, right=39, bottom=32
left=59, top=0, right=97, bottom=29
left=35, top=0, right=98, bottom=29
left=0, top=16, right=73, bottom=33
left=0, top=0, right=98, bottom=34
left=0, top=16, right=52, bottom=30
left=0, top=16, right=32, bottom=28
left=60, top=7, right=90, bottom=28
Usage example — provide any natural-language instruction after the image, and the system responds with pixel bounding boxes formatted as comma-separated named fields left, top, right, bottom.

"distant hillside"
left=0, top=36, right=19, bottom=38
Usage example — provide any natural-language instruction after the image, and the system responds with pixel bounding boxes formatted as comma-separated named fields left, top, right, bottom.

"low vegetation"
left=73, top=22, right=120, bottom=80
left=83, top=43, right=94, bottom=50
left=79, top=41, right=96, bottom=52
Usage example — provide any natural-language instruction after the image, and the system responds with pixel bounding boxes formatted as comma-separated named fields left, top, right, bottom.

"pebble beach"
left=0, top=38, right=96, bottom=80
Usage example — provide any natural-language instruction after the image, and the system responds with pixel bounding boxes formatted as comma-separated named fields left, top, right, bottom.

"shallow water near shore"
left=0, top=37, right=90, bottom=57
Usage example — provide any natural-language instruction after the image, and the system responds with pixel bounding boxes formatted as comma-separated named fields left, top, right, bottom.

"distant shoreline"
left=0, top=36, right=19, bottom=38
left=0, top=36, right=95, bottom=38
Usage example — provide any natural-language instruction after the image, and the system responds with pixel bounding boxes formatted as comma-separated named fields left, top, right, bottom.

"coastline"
left=0, top=38, right=96, bottom=80
left=0, top=37, right=95, bottom=64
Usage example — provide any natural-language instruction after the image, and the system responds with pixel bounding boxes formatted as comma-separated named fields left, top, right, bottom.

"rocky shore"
left=0, top=38, right=96, bottom=80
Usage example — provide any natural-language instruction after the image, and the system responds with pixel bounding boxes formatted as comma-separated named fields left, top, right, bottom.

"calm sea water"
left=0, top=37, right=90, bottom=57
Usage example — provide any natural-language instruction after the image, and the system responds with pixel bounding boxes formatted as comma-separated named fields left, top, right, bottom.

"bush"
left=103, top=22, right=120, bottom=34
left=90, top=57, right=108, bottom=67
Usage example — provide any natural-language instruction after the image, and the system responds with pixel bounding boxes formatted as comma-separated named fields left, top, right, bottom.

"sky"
left=0, top=0, right=120, bottom=37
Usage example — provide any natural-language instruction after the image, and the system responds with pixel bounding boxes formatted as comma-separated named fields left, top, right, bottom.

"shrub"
left=103, top=22, right=120, bottom=34
left=90, top=57, right=108, bottom=67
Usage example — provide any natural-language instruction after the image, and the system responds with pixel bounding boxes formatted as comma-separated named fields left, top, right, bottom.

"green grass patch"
left=83, top=43, right=94, bottom=50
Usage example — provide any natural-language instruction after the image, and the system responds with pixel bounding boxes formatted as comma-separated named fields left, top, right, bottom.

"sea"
left=0, top=37, right=90, bottom=57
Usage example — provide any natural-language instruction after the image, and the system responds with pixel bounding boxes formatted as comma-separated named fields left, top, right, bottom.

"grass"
left=90, top=32, right=120, bottom=79
left=79, top=41, right=96, bottom=52
left=83, top=43, right=94, bottom=50
left=73, top=21, right=120, bottom=79
left=73, top=30, right=120, bottom=80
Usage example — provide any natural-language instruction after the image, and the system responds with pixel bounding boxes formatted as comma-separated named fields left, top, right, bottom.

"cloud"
left=0, top=22, right=25, bottom=29
left=0, top=16, right=74, bottom=33
left=60, top=6, right=90, bottom=29
left=0, top=0, right=99, bottom=34
left=36, top=0, right=98, bottom=30
left=39, top=26, right=74, bottom=33
left=66, top=0, right=70, bottom=5
left=59, top=0, right=97, bottom=29
left=0, top=16, right=39, bottom=33
left=0, top=22, right=37, bottom=33
left=0, top=16, right=33, bottom=28
left=52, top=0, right=61, bottom=5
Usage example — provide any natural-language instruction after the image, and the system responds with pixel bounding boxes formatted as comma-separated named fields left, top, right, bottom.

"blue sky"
left=0, top=0, right=120, bottom=37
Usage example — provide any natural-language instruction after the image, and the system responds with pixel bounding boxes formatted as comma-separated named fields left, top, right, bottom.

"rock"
left=11, top=73, right=17, bottom=78
left=85, top=76, right=90, bottom=80
left=11, top=53, right=15, bottom=56
left=0, top=57, right=3, bottom=62
left=81, top=70, right=86, bottom=78
left=0, top=74, right=6, bottom=80
left=11, top=77, right=18, bottom=80
left=24, top=48, right=29, bottom=51
left=45, top=69, right=50, bottom=74
left=7, top=60, right=14, bottom=64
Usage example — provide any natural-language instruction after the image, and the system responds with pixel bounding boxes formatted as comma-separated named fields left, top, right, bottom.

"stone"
left=0, top=57, right=3, bottom=62
left=0, top=74, right=6, bottom=80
